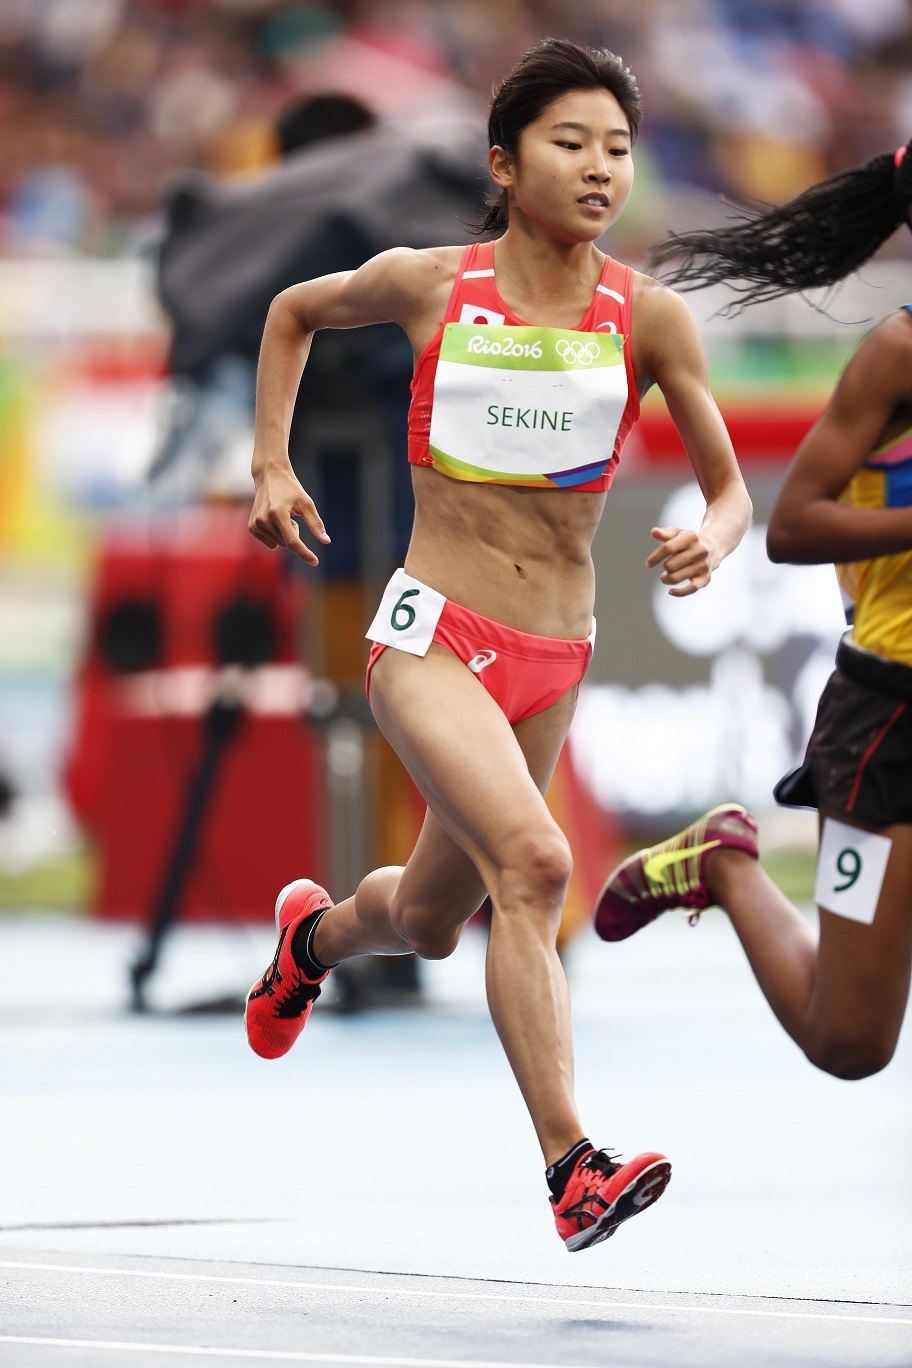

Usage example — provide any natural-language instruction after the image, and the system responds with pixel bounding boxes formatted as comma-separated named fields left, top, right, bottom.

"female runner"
left=244, top=38, right=751, bottom=1251
left=596, top=143, right=912, bottom=1083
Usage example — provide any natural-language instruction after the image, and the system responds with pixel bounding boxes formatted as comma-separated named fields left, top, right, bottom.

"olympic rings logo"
left=555, top=338, right=601, bottom=366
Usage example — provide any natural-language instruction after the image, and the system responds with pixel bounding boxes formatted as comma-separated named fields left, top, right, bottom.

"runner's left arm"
left=636, top=283, right=751, bottom=597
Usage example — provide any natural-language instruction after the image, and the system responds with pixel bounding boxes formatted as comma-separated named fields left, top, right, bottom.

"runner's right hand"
left=248, top=464, right=331, bottom=565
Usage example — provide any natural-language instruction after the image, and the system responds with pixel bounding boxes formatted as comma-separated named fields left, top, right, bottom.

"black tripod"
left=129, top=596, right=277, bottom=1011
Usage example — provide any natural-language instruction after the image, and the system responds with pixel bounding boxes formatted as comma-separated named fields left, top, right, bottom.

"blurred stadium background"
left=2, top=0, right=912, bottom=1001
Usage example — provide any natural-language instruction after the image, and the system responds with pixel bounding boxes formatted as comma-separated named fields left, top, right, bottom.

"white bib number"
left=428, top=322, right=628, bottom=487
left=814, top=817, right=891, bottom=925
left=366, top=569, right=445, bottom=657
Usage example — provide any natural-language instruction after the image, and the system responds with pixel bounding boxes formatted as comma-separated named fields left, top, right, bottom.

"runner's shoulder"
left=351, top=245, right=463, bottom=318
left=833, top=309, right=912, bottom=411
left=629, top=269, right=694, bottom=325
left=866, top=307, right=912, bottom=362
left=355, top=247, right=464, bottom=298
left=628, top=269, right=704, bottom=363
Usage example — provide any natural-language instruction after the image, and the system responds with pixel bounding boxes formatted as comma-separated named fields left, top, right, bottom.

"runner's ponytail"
left=649, top=141, right=912, bottom=311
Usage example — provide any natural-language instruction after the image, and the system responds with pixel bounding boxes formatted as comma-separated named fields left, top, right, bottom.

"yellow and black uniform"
left=838, top=418, right=912, bottom=667
left=776, top=309, right=912, bottom=826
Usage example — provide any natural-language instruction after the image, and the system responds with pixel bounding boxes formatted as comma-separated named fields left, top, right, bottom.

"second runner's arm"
left=767, top=313, right=912, bottom=565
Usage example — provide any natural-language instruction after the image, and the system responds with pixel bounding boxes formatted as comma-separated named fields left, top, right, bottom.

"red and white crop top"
left=407, top=239, right=640, bottom=492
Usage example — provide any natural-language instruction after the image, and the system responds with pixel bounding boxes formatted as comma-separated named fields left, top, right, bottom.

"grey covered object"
left=156, top=126, right=488, bottom=377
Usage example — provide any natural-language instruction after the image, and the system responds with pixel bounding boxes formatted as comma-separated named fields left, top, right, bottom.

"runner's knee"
left=388, top=890, right=473, bottom=960
left=408, top=927, right=462, bottom=960
left=805, top=1029, right=896, bottom=1081
left=491, top=829, right=573, bottom=918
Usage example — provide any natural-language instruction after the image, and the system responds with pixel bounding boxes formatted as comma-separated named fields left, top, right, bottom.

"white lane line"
left=0, top=1339, right=575, bottom=1366
left=0, top=1261, right=909, bottom=1327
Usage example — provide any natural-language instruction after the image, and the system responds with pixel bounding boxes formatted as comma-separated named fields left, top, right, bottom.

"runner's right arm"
left=249, top=248, right=426, bottom=563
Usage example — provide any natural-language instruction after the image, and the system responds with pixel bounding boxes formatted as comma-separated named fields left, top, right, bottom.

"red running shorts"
left=366, top=595, right=594, bottom=725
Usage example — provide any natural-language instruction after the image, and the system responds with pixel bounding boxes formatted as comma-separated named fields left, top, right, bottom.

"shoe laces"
left=254, top=929, right=322, bottom=1019
left=255, top=939, right=285, bottom=999
left=556, top=1149, right=623, bottom=1228
left=580, top=1148, right=622, bottom=1182
left=274, top=975, right=321, bottom=1019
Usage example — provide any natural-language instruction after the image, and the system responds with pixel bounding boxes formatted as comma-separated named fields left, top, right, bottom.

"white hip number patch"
left=365, top=568, right=445, bottom=657
left=814, top=817, right=891, bottom=925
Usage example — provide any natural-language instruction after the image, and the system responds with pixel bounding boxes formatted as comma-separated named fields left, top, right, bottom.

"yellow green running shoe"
left=594, top=804, right=759, bottom=942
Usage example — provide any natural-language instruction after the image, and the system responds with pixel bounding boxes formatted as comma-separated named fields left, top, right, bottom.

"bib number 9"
left=391, top=589, right=419, bottom=631
left=814, top=817, right=891, bottom=926
left=833, top=847, right=862, bottom=893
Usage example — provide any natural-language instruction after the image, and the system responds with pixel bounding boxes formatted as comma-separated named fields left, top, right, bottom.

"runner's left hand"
left=646, top=526, right=715, bottom=596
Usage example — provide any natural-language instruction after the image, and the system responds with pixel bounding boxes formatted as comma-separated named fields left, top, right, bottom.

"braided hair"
left=649, top=142, right=912, bottom=312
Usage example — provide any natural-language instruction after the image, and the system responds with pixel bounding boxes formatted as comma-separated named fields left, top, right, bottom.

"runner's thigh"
left=811, top=818, right=912, bottom=1052
left=370, top=647, right=578, bottom=932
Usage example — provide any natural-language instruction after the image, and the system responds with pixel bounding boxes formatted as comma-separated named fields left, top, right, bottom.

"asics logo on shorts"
left=556, top=338, right=601, bottom=366
left=467, top=650, right=497, bottom=674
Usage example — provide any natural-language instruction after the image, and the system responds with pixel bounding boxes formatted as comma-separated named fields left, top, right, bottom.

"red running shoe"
left=553, top=1148, right=671, bottom=1252
left=245, top=879, right=334, bottom=1059
left=594, top=803, right=759, bottom=943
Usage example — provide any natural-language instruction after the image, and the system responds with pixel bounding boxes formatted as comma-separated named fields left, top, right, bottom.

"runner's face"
left=491, top=88, right=634, bottom=242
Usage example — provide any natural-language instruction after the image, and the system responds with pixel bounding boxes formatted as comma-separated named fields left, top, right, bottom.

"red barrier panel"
left=64, top=508, right=327, bottom=922
left=636, top=404, right=818, bottom=466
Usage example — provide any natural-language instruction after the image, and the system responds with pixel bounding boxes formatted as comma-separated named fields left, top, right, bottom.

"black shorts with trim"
left=774, top=635, right=912, bottom=828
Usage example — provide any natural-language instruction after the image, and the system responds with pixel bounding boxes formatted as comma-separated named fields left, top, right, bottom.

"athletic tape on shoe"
left=366, top=568, right=445, bottom=656
left=814, top=818, right=891, bottom=925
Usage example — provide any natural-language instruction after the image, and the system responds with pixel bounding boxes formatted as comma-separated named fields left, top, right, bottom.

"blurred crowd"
left=3, top=0, right=912, bottom=259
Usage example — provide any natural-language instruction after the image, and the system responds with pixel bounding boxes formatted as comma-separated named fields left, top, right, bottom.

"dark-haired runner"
left=597, top=143, right=912, bottom=1082
left=244, top=38, right=751, bottom=1250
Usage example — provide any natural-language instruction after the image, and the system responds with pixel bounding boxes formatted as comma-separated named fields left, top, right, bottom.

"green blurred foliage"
left=0, top=847, right=94, bottom=913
